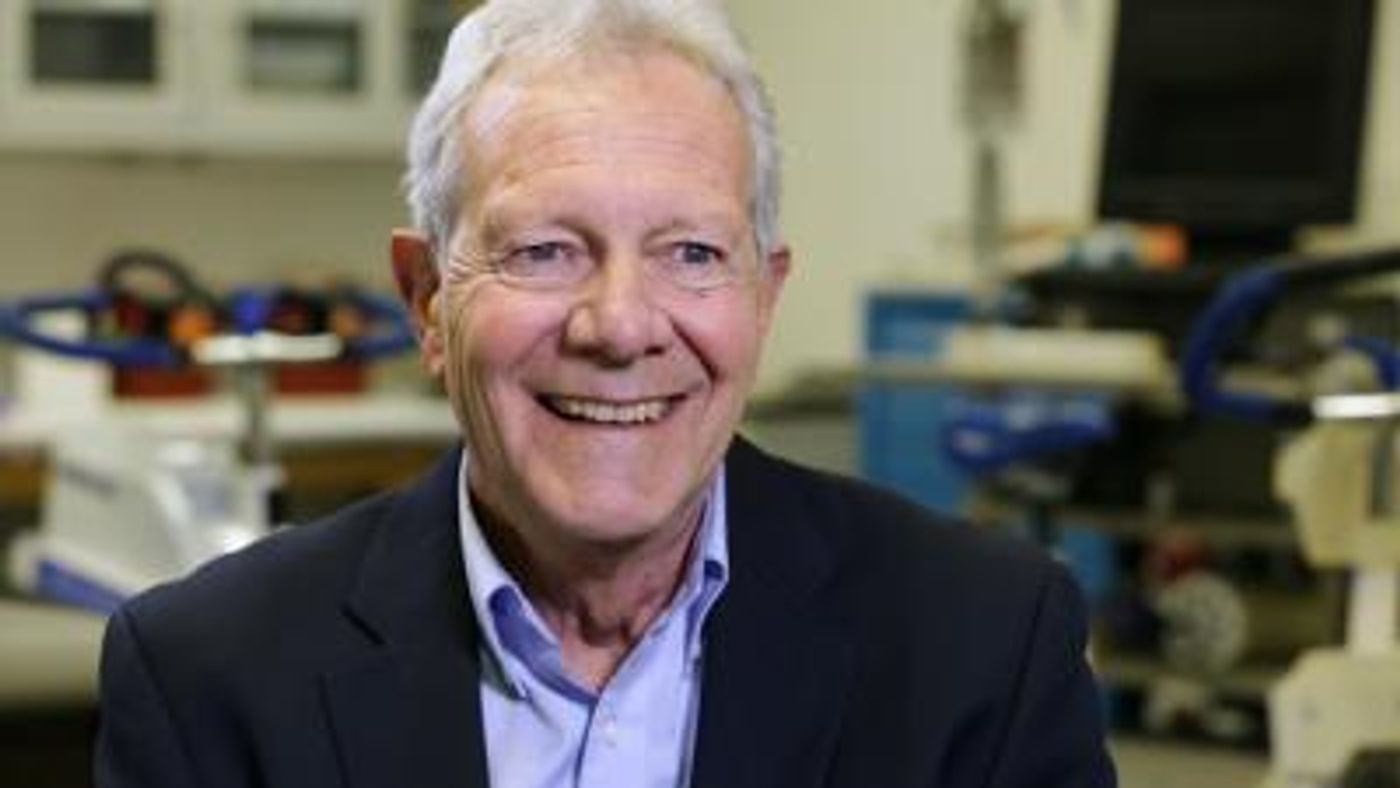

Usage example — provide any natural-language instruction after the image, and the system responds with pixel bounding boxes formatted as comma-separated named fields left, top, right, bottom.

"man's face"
left=394, top=49, right=789, bottom=552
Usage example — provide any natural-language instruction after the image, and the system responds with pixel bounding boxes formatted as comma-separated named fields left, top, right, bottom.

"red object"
left=1142, top=529, right=1210, bottom=585
left=274, top=361, right=366, bottom=395
left=114, top=368, right=213, bottom=398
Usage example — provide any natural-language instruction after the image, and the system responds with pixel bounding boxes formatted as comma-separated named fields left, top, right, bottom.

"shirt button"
left=600, top=716, right=620, bottom=747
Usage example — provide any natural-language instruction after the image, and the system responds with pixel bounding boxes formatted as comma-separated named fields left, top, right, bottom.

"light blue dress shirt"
left=456, top=451, right=730, bottom=788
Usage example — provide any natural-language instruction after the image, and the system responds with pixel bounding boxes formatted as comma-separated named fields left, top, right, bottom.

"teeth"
left=549, top=396, right=670, bottom=425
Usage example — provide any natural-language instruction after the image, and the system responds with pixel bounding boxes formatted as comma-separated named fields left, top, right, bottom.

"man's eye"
left=494, top=241, right=585, bottom=286
left=512, top=242, right=570, bottom=265
left=673, top=242, right=724, bottom=266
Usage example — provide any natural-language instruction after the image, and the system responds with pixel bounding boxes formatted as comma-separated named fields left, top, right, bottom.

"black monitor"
left=1097, top=0, right=1376, bottom=262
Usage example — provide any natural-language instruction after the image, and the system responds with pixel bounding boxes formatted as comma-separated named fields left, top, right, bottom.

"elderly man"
left=95, top=0, right=1115, bottom=786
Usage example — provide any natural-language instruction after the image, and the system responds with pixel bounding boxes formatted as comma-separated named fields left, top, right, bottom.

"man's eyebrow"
left=474, top=213, right=511, bottom=244
left=474, top=201, right=744, bottom=248
left=645, top=213, right=743, bottom=240
left=472, top=209, right=543, bottom=246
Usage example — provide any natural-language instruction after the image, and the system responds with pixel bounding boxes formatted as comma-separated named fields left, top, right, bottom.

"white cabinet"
left=0, top=0, right=471, bottom=156
left=200, top=0, right=401, bottom=155
left=0, top=0, right=200, bottom=152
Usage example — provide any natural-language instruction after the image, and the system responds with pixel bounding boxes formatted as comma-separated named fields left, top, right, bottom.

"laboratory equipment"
left=1100, top=0, right=1376, bottom=263
left=1178, top=248, right=1400, bottom=786
left=0, top=265, right=414, bottom=613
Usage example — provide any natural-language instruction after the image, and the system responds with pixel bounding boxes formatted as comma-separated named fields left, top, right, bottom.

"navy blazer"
left=96, top=438, right=1116, bottom=787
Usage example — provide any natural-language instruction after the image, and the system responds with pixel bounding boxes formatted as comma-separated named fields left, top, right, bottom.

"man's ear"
left=756, top=243, right=791, bottom=334
left=390, top=228, right=446, bottom=378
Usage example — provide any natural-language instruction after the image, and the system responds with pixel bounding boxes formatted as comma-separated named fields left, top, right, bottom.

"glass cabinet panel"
left=30, top=0, right=160, bottom=86
left=246, top=18, right=360, bottom=93
left=1, top=0, right=460, bottom=155
left=239, top=0, right=366, bottom=96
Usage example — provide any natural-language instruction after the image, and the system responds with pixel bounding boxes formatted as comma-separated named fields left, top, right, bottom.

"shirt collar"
left=455, top=449, right=730, bottom=695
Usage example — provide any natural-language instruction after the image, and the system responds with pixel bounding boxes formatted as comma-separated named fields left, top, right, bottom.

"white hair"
left=402, top=0, right=782, bottom=260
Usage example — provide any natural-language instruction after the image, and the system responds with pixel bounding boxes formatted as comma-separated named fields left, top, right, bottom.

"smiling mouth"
left=539, top=394, right=681, bottom=425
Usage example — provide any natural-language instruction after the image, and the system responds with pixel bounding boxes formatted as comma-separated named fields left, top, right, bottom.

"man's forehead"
left=461, top=48, right=745, bottom=158
left=458, top=48, right=752, bottom=213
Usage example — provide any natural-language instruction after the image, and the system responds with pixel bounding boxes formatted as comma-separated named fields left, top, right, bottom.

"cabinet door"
left=0, top=0, right=198, bottom=152
left=401, top=0, right=475, bottom=102
left=200, top=0, right=403, bottom=156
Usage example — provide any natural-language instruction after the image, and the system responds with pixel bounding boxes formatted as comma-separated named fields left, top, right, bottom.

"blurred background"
left=2, top=0, right=1400, bottom=785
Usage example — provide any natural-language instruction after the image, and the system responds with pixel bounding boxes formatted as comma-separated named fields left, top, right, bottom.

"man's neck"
left=473, top=494, right=705, bottom=691
left=535, top=541, right=694, bottom=690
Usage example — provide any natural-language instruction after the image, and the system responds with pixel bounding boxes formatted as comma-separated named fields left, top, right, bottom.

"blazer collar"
left=691, top=436, right=857, bottom=788
left=340, top=438, right=841, bottom=641
left=343, top=447, right=472, bottom=647
left=327, top=447, right=490, bottom=788
left=325, top=439, right=856, bottom=788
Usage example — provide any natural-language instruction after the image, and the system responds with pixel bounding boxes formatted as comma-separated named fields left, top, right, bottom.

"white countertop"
left=0, top=394, right=458, bottom=451
left=0, top=600, right=105, bottom=708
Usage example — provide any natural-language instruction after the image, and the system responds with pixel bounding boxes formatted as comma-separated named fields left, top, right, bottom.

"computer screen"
left=1097, top=0, right=1375, bottom=259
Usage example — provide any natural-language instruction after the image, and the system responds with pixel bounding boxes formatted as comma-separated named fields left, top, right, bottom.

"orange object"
left=1138, top=225, right=1187, bottom=270
left=167, top=305, right=217, bottom=348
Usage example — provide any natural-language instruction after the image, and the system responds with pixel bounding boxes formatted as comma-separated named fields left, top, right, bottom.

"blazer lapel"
left=323, top=646, right=487, bottom=788
left=691, top=438, right=856, bottom=788
left=319, top=440, right=856, bottom=788
left=323, top=450, right=491, bottom=788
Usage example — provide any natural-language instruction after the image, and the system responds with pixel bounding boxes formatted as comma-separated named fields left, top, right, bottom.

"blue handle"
left=942, top=392, right=1115, bottom=475
left=1342, top=335, right=1400, bottom=390
left=1179, top=249, right=1400, bottom=424
left=0, top=287, right=416, bottom=368
left=1178, top=265, right=1300, bottom=423
left=342, top=290, right=417, bottom=360
left=0, top=289, right=180, bottom=367
left=226, top=287, right=280, bottom=335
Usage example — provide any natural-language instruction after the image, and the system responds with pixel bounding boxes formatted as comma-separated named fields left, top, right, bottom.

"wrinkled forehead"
left=458, top=47, right=752, bottom=190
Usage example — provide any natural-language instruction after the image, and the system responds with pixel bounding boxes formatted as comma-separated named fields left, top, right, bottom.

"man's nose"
left=562, top=255, right=671, bottom=365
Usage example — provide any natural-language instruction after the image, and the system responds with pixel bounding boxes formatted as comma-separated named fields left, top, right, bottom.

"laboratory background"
left=2, top=0, right=1400, bottom=786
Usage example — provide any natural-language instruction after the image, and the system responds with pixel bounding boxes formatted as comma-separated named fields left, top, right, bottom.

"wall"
left=730, top=0, right=1111, bottom=388
left=0, top=155, right=404, bottom=294
left=0, top=0, right=1397, bottom=394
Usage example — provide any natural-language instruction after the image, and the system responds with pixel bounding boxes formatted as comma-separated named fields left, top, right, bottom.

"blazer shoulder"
left=733, top=445, right=1052, bottom=579
left=730, top=438, right=1061, bottom=605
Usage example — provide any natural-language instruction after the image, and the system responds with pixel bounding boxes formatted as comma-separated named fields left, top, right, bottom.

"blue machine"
left=858, top=291, right=974, bottom=512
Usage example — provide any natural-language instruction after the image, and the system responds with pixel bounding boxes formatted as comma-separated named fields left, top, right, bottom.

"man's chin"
left=536, top=489, right=705, bottom=548
left=556, top=505, right=690, bottom=545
